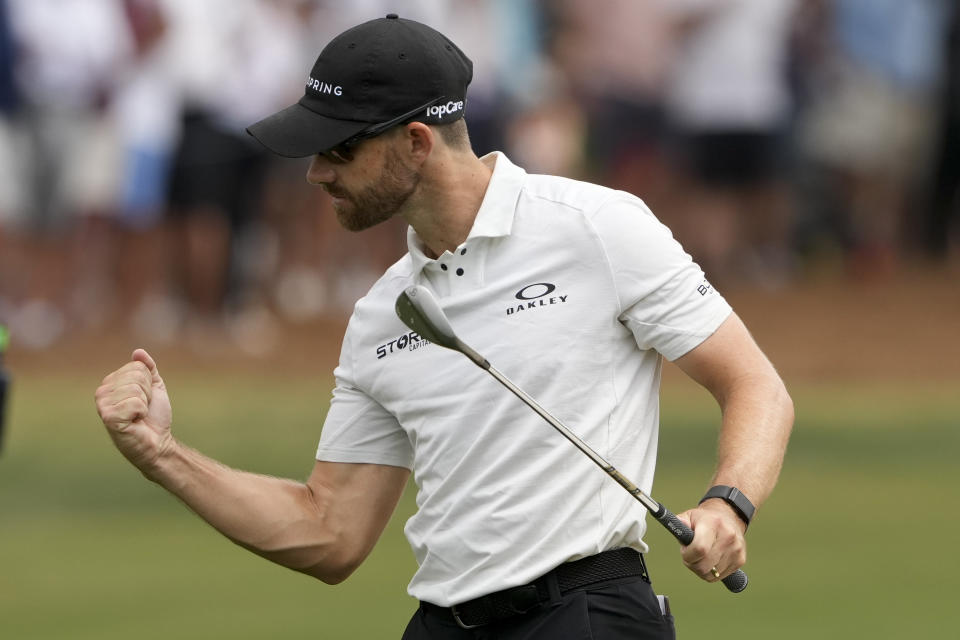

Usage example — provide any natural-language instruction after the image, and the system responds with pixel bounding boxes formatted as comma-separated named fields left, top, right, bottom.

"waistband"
left=420, top=547, right=649, bottom=630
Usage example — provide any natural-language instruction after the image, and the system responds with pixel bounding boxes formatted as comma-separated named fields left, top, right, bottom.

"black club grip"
left=654, top=504, right=695, bottom=545
left=654, top=504, right=749, bottom=593
left=721, top=568, right=749, bottom=593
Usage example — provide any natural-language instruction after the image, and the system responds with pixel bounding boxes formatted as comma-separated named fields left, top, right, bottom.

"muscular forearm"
left=96, top=351, right=408, bottom=584
left=670, top=314, right=793, bottom=581
left=674, top=314, right=795, bottom=517
left=144, top=439, right=350, bottom=582
left=708, top=371, right=794, bottom=512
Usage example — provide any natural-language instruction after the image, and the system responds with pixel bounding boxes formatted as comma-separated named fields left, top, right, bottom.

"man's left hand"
left=677, top=501, right=747, bottom=582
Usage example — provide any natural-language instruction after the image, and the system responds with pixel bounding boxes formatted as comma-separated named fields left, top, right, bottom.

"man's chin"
left=334, top=204, right=379, bottom=232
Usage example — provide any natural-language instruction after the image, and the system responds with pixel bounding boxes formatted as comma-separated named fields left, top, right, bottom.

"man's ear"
left=403, top=122, right=435, bottom=164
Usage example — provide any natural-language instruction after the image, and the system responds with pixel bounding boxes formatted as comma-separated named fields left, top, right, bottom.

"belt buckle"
left=450, top=604, right=482, bottom=630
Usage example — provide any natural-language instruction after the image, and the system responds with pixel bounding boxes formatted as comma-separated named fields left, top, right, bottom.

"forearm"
left=96, top=352, right=406, bottom=583
left=708, top=371, right=794, bottom=511
left=144, top=439, right=347, bottom=581
left=672, top=313, right=793, bottom=579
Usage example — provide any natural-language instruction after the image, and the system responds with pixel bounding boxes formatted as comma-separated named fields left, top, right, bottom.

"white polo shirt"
left=316, top=152, right=731, bottom=606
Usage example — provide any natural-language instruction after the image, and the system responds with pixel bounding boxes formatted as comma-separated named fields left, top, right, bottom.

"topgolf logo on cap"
left=426, top=100, right=464, bottom=119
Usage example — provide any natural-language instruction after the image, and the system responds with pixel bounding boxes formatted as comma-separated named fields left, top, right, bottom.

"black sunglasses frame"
left=320, top=96, right=448, bottom=164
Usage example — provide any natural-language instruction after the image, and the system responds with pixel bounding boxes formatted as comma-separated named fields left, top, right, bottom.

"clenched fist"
left=677, top=501, right=747, bottom=583
left=95, top=349, right=174, bottom=476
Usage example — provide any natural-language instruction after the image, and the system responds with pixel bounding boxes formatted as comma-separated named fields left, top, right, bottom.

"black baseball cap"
left=246, top=14, right=473, bottom=158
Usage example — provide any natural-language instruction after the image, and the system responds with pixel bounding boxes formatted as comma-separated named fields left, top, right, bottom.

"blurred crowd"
left=0, top=0, right=957, bottom=352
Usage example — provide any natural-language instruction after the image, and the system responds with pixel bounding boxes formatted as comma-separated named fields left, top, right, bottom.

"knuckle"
left=104, top=397, right=143, bottom=424
left=120, top=381, right=147, bottom=401
left=101, top=407, right=124, bottom=426
left=126, top=381, right=148, bottom=401
left=690, top=539, right=712, bottom=558
left=123, top=395, right=147, bottom=412
left=681, top=545, right=704, bottom=564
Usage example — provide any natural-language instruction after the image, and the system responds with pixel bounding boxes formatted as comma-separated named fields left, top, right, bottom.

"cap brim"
left=246, top=102, right=369, bottom=158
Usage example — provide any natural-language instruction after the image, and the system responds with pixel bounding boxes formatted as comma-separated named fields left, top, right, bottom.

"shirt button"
left=440, top=264, right=448, bottom=271
left=456, top=268, right=464, bottom=276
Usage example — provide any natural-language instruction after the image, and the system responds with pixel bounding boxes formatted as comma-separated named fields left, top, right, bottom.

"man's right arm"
left=95, top=349, right=410, bottom=584
left=155, top=448, right=409, bottom=584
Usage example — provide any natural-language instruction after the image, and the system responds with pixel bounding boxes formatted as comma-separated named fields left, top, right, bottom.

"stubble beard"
left=331, top=148, right=421, bottom=232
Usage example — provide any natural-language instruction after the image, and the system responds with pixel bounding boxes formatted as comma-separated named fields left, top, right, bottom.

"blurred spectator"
left=1, top=0, right=955, bottom=352
left=545, top=0, right=676, bottom=203
left=0, top=0, right=18, bottom=320
left=663, top=0, right=800, bottom=286
left=925, top=0, right=960, bottom=261
left=1, top=0, right=132, bottom=347
left=108, top=0, right=180, bottom=344
left=0, top=0, right=14, bottom=116
left=795, top=0, right=949, bottom=277
left=157, top=0, right=316, bottom=353
left=436, top=0, right=545, bottom=157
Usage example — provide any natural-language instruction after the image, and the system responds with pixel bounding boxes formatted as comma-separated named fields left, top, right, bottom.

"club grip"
left=654, top=504, right=749, bottom=593
left=721, top=569, right=749, bottom=593
left=654, top=504, right=695, bottom=545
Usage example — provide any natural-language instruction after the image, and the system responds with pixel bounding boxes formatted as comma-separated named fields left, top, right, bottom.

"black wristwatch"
left=699, top=485, right=755, bottom=527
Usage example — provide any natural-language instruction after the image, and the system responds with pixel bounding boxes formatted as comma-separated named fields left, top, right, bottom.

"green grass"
left=1, top=370, right=957, bottom=638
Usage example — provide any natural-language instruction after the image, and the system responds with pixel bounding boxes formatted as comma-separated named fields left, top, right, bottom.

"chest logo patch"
left=506, top=282, right=568, bottom=315
left=376, top=331, right=430, bottom=359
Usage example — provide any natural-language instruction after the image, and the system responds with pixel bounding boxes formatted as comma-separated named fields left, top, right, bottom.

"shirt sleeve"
left=316, top=318, right=415, bottom=469
left=588, top=195, right=732, bottom=361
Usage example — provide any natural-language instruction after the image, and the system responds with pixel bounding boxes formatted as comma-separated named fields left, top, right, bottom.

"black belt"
left=421, top=548, right=649, bottom=629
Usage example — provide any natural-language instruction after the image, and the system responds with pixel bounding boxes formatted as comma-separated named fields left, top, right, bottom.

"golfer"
left=95, top=15, right=793, bottom=639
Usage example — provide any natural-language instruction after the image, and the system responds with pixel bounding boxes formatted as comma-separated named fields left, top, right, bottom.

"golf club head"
left=395, top=285, right=462, bottom=351
left=394, top=285, right=489, bottom=368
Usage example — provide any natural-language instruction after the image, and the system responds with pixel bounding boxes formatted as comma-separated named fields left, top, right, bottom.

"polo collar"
left=407, top=151, right=526, bottom=274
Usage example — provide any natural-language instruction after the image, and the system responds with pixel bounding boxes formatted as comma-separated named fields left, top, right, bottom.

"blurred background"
left=0, top=1, right=958, bottom=638
left=0, top=0, right=957, bottom=350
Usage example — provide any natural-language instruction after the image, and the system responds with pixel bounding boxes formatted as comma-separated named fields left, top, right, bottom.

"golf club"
left=395, top=284, right=748, bottom=593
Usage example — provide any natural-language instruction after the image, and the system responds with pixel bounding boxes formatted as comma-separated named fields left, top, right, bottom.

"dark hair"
left=431, top=118, right=470, bottom=150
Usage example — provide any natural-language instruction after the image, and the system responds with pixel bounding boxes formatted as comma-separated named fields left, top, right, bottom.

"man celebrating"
left=96, top=15, right=793, bottom=639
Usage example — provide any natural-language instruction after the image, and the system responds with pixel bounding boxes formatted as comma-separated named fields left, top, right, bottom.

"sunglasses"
left=319, top=96, right=447, bottom=164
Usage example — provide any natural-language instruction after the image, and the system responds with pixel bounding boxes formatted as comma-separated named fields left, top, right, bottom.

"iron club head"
left=395, top=285, right=460, bottom=349
left=394, top=285, right=489, bottom=368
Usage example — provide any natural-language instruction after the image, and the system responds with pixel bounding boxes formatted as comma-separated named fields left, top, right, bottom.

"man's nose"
left=306, top=155, right=336, bottom=185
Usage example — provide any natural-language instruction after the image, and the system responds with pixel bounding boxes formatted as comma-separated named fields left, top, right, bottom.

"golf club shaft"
left=394, top=286, right=747, bottom=592
left=484, top=362, right=748, bottom=593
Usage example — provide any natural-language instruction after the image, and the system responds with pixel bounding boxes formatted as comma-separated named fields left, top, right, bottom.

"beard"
left=330, top=148, right=421, bottom=232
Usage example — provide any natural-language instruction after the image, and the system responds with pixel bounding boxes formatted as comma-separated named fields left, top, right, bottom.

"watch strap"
left=699, top=485, right=755, bottom=526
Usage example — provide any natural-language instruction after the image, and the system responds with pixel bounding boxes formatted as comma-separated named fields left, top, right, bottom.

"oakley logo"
left=426, top=100, right=464, bottom=119
left=515, top=283, right=556, bottom=300
left=507, top=283, right=567, bottom=315
left=307, top=77, right=343, bottom=96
